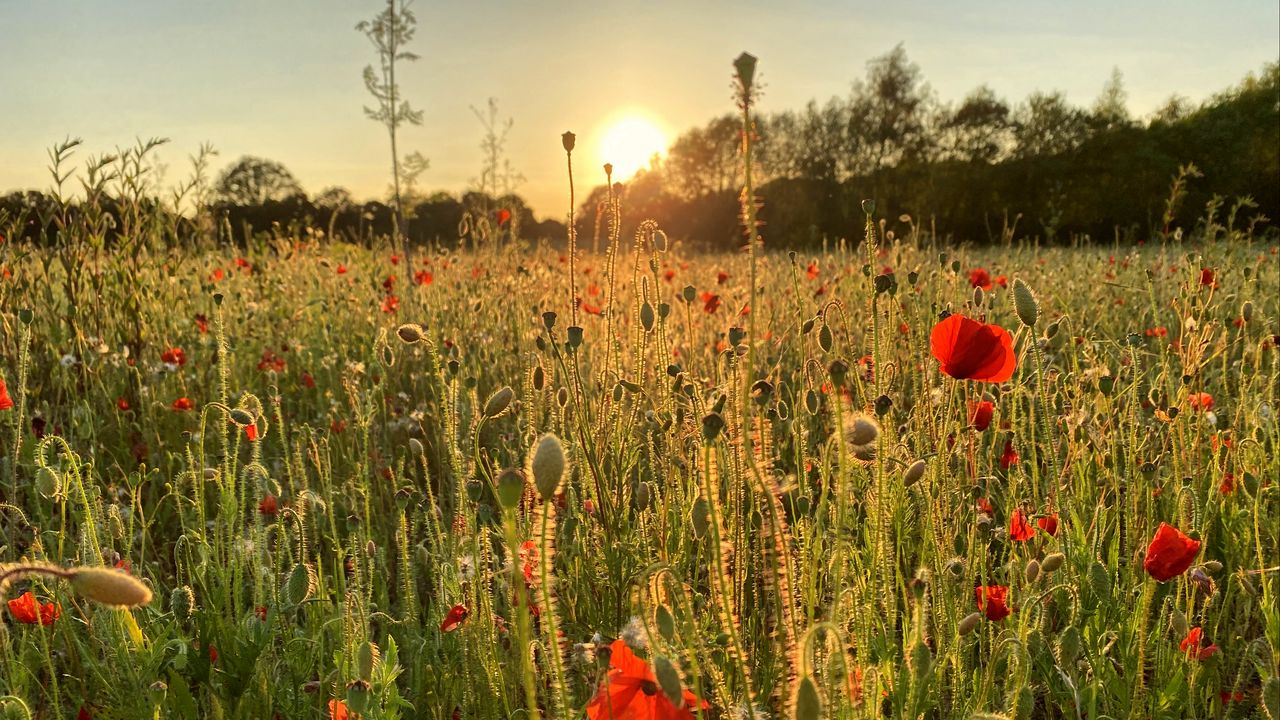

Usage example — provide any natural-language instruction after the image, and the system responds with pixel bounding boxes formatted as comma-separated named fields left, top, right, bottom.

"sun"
left=597, top=114, right=668, bottom=181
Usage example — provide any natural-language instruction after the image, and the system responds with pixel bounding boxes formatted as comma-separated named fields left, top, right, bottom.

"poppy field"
left=1, top=189, right=1277, bottom=720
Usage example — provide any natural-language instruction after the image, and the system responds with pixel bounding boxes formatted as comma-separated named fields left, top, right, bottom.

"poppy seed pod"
left=903, top=459, right=926, bottom=487
left=69, top=567, right=153, bottom=607
left=1012, top=279, right=1039, bottom=327
left=483, top=386, right=515, bottom=418
left=561, top=131, right=576, bottom=153
left=496, top=468, right=527, bottom=509
left=733, top=52, right=757, bottom=92
left=529, top=433, right=567, bottom=500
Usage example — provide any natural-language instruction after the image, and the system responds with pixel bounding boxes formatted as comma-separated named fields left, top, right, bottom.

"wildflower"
left=336, top=264, right=348, bottom=275
left=7, top=591, right=60, bottom=625
left=414, top=269, right=433, bottom=286
left=235, top=257, right=250, bottom=270
left=968, top=400, right=994, bottom=430
left=329, top=699, right=350, bottom=720
left=806, top=262, right=819, bottom=280
left=716, top=271, right=729, bottom=285
left=994, top=275, right=1008, bottom=288
left=974, top=585, right=1012, bottom=621
left=929, top=314, right=1017, bottom=383
left=1000, top=440, right=1020, bottom=469
left=211, top=268, right=225, bottom=282
left=1219, top=472, right=1235, bottom=495
left=968, top=268, right=993, bottom=291
left=1145, top=326, right=1168, bottom=338
left=1143, top=522, right=1201, bottom=582
left=496, top=208, right=512, bottom=226
left=1009, top=509, right=1035, bottom=542
left=0, top=375, right=13, bottom=411
left=701, top=292, right=721, bottom=314
left=195, top=314, right=209, bottom=333
left=1188, top=392, right=1214, bottom=411
left=1179, top=627, right=1219, bottom=660
left=1199, top=268, right=1217, bottom=288
left=259, top=495, right=278, bottom=517
left=301, top=372, right=316, bottom=389
left=255, top=606, right=268, bottom=621
left=440, top=604, right=469, bottom=633
left=161, top=347, right=187, bottom=368
left=585, top=639, right=708, bottom=720
left=61, top=353, right=78, bottom=368
left=1037, top=513, right=1059, bottom=536
left=381, top=295, right=400, bottom=314
left=172, top=397, right=194, bottom=412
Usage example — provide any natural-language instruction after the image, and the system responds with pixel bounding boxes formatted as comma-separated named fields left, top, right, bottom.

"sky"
left=2, top=0, right=1277, bottom=219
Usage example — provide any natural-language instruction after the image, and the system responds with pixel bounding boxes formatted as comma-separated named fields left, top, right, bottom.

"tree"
left=1091, top=67, right=1132, bottom=130
left=942, top=85, right=1013, bottom=163
left=215, top=156, right=303, bottom=205
left=1012, top=92, right=1090, bottom=158
left=858, top=44, right=933, bottom=172
left=357, top=0, right=424, bottom=248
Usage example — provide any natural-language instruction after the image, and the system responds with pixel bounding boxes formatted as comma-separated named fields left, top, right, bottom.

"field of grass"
left=0, top=205, right=1277, bottom=720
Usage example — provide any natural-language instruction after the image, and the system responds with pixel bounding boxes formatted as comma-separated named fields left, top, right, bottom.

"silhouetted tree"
left=215, top=156, right=303, bottom=205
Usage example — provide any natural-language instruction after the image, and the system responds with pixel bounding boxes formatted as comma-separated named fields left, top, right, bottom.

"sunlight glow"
left=597, top=114, right=668, bottom=181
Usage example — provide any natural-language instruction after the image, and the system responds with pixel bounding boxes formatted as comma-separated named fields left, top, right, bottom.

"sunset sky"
left=2, top=0, right=1277, bottom=218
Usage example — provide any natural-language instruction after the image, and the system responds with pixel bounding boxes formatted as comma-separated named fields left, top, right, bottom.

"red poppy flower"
left=1219, top=472, right=1235, bottom=495
left=329, top=699, right=350, bottom=720
left=337, top=264, right=348, bottom=275
left=259, top=494, right=278, bottom=517
left=113, top=397, right=129, bottom=411
left=1220, top=691, right=1244, bottom=704
left=974, top=585, right=1012, bottom=621
left=415, top=270, right=433, bottom=286
left=161, top=347, right=187, bottom=367
left=1188, top=392, right=1213, bottom=411
left=1144, top=326, right=1168, bottom=338
left=245, top=424, right=259, bottom=442
left=1179, top=627, right=1219, bottom=660
left=389, top=254, right=401, bottom=266
left=700, top=292, right=721, bottom=314
left=195, top=314, right=209, bottom=334
left=255, top=606, right=268, bottom=621
left=330, top=419, right=347, bottom=434
left=172, top=397, right=194, bottom=412
left=806, top=262, right=819, bottom=280
left=381, top=295, right=399, bottom=314
left=383, top=275, right=396, bottom=291
left=1000, top=440, right=1020, bottom=469
left=440, top=604, right=469, bottom=633
left=301, top=372, right=316, bottom=389
left=519, top=540, right=538, bottom=585
left=211, top=268, right=225, bottom=282
left=1009, top=509, right=1035, bottom=542
left=716, top=271, right=729, bottom=285
left=208, top=645, right=219, bottom=663
left=235, top=257, right=250, bottom=269
left=1143, top=522, right=1201, bottom=582
left=976, top=497, right=994, bottom=515
left=1, top=376, right=15, bottom=411
left=77, top=707, right=91, bottom=720
left=994, top=275, right=1008, bottom=288
left=929, top=314, right=1017, bottom=383
left=585, top=639, right=709, bottom=720
left=662, top=269, right=675, bottom=282
left=1199, top=268, right=1217, bottom=288
left=7, top=591, right=60, bottom=625
left=496, top=209, right=512, bottom=226
left=968, top=400, right=994, bottom=431
left=968, top=268, right=993, bottom=291
left=1037, top=513, right=1059, bottom=536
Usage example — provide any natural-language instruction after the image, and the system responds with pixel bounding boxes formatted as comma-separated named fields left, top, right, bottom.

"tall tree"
left=357, top=0, right=424, bottom=249
left=214, top=156, right=302, bottom=205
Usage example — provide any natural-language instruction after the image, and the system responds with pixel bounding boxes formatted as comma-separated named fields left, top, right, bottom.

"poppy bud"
left=818, top=324, right=833, bottom=353
left=844, top=413, right=880, bottom=447
left=556, top=387, right=569, bottom=408
left=691, top=497, right=711, bottom=539
left=653, top=655, right=684, bottom=706
left=483, top=386, right=515, bottom=418
left=603, top=163, right=613, bottom=178
left=532, top=365, right=546, bottom=391
left=357, top=641, right=381, bottom=682
left=1202, top=560, right=1222, bottom=573
left=346, top=680, right=373, bottom=714
left=408, top=437, right=424, bottom=457
left=529, top=433, right=567, bottom=501
left=750, top=380, right=773, bottom=404
left=973, top=285, right=985, bottom=308
left=640, top=302, right=655, bottom=332
left=561, top=131, right=576, bottom=153
left=69, top=567, right=153, bottom=607
left=1012, top=279, right=1039, bottom=327
left=1024, top=559, right=1041, bottom=583
left=496, top=468, right=526, bottom=509
left=655, top=604, right=676, bottom=642
left=945, top=558, right=965, bottom=578
left=1041, top=552, right=1065, bottom=573
left=851, top=444, right=876, bottom=462
left=958, top=612, right=983, bottom=636
left=285, top=563, right=316, bottom=605
left=1241, top=300, right=1253, bottom=322
left=396, top=323, right=424, bottom=344
left=793, top=675, right=822, bottom=720
left=1169, top=607, right=1189, bottom=638
left=861, top=199, right=876, bottom=215
left=148, top=681, right=168, bottom=705
left=230, top=408, right=255, bottom=426
left=171, top=585, right=195, bottom=619
left=903, top=459, right=926, bottom=487
left=36, top=466, right=60, bottom=498
left=827, top=359, right=849, bottom=387
left=18, top=308, right=33, bottom=325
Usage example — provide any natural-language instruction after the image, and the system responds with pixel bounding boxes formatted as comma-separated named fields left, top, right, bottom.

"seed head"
left=561, top=131, right=576, bottom=153
left=69, top=567, right=153, bottom=607
left=1012, top=278, right=1039, bottom=327
left=529, top=433, right=567, bottom=500
left=733, top=52, right=758, bottom=93
left=396, top=323, right=424, bottom=344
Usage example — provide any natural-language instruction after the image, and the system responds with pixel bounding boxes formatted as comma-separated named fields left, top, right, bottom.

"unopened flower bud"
left=70, top=567, right=153, bottom=607
left=958, top=612, right=983, bottom=636
left=1012, top=278, right=1039, bottom=327
left=483, top=386, right=515, bottom=418
left=529, top=433, right=567, bottom=500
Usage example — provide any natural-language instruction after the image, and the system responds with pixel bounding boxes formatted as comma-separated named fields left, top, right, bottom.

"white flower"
left=60, top=354, right=77, bottom=367
left=1204, top=411, right=1218, bottom=428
